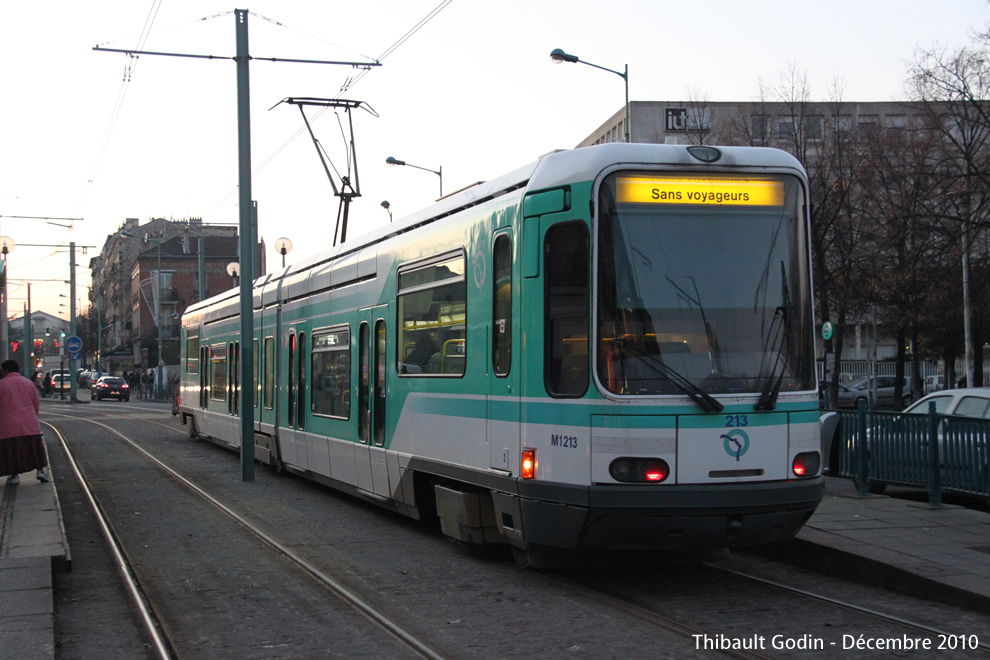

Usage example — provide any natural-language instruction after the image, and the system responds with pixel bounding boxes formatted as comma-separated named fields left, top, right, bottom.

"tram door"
left=358, top=307, right=388, bottom=447
left=489, top=231, right=519, bottom=471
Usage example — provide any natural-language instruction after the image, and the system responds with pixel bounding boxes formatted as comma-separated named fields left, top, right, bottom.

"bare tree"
left=907, top=36, right=990, bottom=386
left=857, top=115, right=949, bottom=402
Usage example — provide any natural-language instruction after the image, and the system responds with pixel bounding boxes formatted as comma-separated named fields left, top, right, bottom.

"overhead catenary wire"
left=202, top=0, right=453, bottom=219
left=82, top=0, right=165, bottom=203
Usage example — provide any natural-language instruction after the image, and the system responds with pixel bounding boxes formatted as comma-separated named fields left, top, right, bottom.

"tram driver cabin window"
left=397, top=252, right=466, bottom=376
left=545, top=221, right=589, bottom=397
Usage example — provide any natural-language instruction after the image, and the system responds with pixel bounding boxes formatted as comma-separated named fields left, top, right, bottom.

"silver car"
left=837, top=376, right=912, bottom=410
left=901, top=387, right=990, bottom=419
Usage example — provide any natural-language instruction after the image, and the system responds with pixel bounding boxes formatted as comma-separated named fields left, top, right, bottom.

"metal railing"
left=830, top=402, right=990, bottom=503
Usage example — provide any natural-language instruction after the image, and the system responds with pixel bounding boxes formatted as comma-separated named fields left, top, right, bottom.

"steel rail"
left=706, top=563, right=990, bottom=652
left=44, top=412, right=444, bottom=660
left=536, top=572, right=774, bottom=660
left=42, top=421, right=173, bottom=660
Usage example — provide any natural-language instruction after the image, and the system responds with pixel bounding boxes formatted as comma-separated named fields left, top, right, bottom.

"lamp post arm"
left=398, top=162, right=442, bottom=196
left=577, top=58, right=626, bottom=81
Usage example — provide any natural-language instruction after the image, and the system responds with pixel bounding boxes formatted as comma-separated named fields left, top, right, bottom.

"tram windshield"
left=596, top=172, right=814, bottom=399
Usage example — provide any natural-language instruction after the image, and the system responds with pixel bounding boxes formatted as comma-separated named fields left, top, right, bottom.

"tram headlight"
left=609, top=457, right=670, bottom=483
left=792, top=452, right=821, bottom=477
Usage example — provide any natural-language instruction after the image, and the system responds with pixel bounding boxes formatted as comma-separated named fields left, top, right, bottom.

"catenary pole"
left=236, top=9, right=255, bottom=481
left=94, top=10, right=379, bottom=482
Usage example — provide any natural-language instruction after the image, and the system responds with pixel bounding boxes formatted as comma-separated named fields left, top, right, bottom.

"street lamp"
left=386, top=156, right=443, bottom=197
left=274, top=237, right=293, bottom=268
left=550, top=48, right=630, bottom=143
left=381, top=200, right=392, bottom=222
left=227, top=262, right=240, bottom=287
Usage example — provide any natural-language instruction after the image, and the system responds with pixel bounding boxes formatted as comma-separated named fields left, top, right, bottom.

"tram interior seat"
left=441, top=339, right=465, bottom=374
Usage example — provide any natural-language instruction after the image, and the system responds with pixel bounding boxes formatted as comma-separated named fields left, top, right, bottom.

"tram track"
left=43, top=410, right=444, bottom=659
left=43, top=420, right=173, bottom=660
left=43, top=404, right=990, bottom=658
left=704, top=562, right=990, bottom=653
left=540, top=558, right=990, bottom=659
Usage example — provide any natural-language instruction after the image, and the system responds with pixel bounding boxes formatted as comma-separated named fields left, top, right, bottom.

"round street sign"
left=821, top=322, right=833, bottom=341
left=66, top=335, right=82, bottom=353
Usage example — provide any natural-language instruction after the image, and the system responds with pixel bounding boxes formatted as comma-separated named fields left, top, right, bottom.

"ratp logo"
left=721, top=429, right=750, bottom=461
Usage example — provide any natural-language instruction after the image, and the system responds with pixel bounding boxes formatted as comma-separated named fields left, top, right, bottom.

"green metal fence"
left=831, top=402, right=990, bottom=503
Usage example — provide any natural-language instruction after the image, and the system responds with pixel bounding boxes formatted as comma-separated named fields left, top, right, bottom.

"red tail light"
left=521, top=449, right=536, bottom=479
left=792, top=452, right=821, bottom=477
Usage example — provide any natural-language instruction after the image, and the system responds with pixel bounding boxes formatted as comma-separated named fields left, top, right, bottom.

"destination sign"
left=616, top=176, right=785, bottom=206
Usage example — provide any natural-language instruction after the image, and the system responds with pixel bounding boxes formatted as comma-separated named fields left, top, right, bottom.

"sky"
left=1, top=0, right=987, bottom=324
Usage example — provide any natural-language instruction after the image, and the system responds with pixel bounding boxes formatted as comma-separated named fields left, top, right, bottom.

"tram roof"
left=303, top=143, right=804, bottom=266
left=183, top=143, right=804, bottom=319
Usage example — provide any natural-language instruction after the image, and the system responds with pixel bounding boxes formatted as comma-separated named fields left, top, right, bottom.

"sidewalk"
left=0, top=465, right=70, bottom=660
left=755, top=477, right=990, bottom=610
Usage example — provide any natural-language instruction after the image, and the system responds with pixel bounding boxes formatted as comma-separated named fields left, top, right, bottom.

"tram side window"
left=186, top=336, right=199, bottom=375
left=492, top=234, right=512, bottom=376
left=312, top=328, right=350, bottom=419
left=253, top=339, right=259, bottom=409
left=397, top=252, right=466, bottom=377
left=211, top=344, right=228, bottom=402
left=264, top=337, right=275, bottom=410
left=545, top=221, right=589, bottom=397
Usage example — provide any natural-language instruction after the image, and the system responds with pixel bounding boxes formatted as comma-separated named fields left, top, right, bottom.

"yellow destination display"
left=616, top=176, right=785, bottom=206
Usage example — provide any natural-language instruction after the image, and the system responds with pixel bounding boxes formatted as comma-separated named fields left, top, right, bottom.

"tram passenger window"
left=545, top=221, right=589, bottom=397
left=297, top=332, right=306, bottom=431
left=492, top=234, right=512, bottom=376
left=397, top=252, right=466, bottom=377
left=186, top=336, right=199, bottom=375
left=264, top=337, right=274, bottom=409
left=211, top=344, right=227, bottom=402
left=312, top=327, right=350, bottom=419
left=253, top=339, right=259, bottom=408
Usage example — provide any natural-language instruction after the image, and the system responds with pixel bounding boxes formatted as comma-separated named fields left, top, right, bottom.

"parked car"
left=902, top=387, right=990, bottom=419
left=820, top=381, right=854, bottom=409
left=837, top=375, right=913, bottom=410
left=91, top=376, right=131, bottom=402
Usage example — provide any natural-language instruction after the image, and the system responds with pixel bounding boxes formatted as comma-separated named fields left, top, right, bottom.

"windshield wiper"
left=755, top=262, right=790, bottom=411
left=617, top=339, right=724, bottom=413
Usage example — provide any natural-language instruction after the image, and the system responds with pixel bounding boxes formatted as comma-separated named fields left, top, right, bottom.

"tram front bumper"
left=513, top=477, right=825, bottom=551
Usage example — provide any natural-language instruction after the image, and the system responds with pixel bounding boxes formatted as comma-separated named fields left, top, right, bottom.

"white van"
left=924, top=375, right=944, bottom=394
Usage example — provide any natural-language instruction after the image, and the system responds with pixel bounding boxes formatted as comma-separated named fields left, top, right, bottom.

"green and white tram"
left=179, top=143, right=825, bottom=564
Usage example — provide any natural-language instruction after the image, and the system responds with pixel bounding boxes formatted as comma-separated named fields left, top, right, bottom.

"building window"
left=751, top=115, right=768, bottom=142
left=805, top=115, right=823, bottom=141
left=833, top=115, right=852, bottom=134
left=858, top=115, right=878, bottom=139
left=777, top=118, right=795, bottom=142
left=885, top=114, right=906, bottom=131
